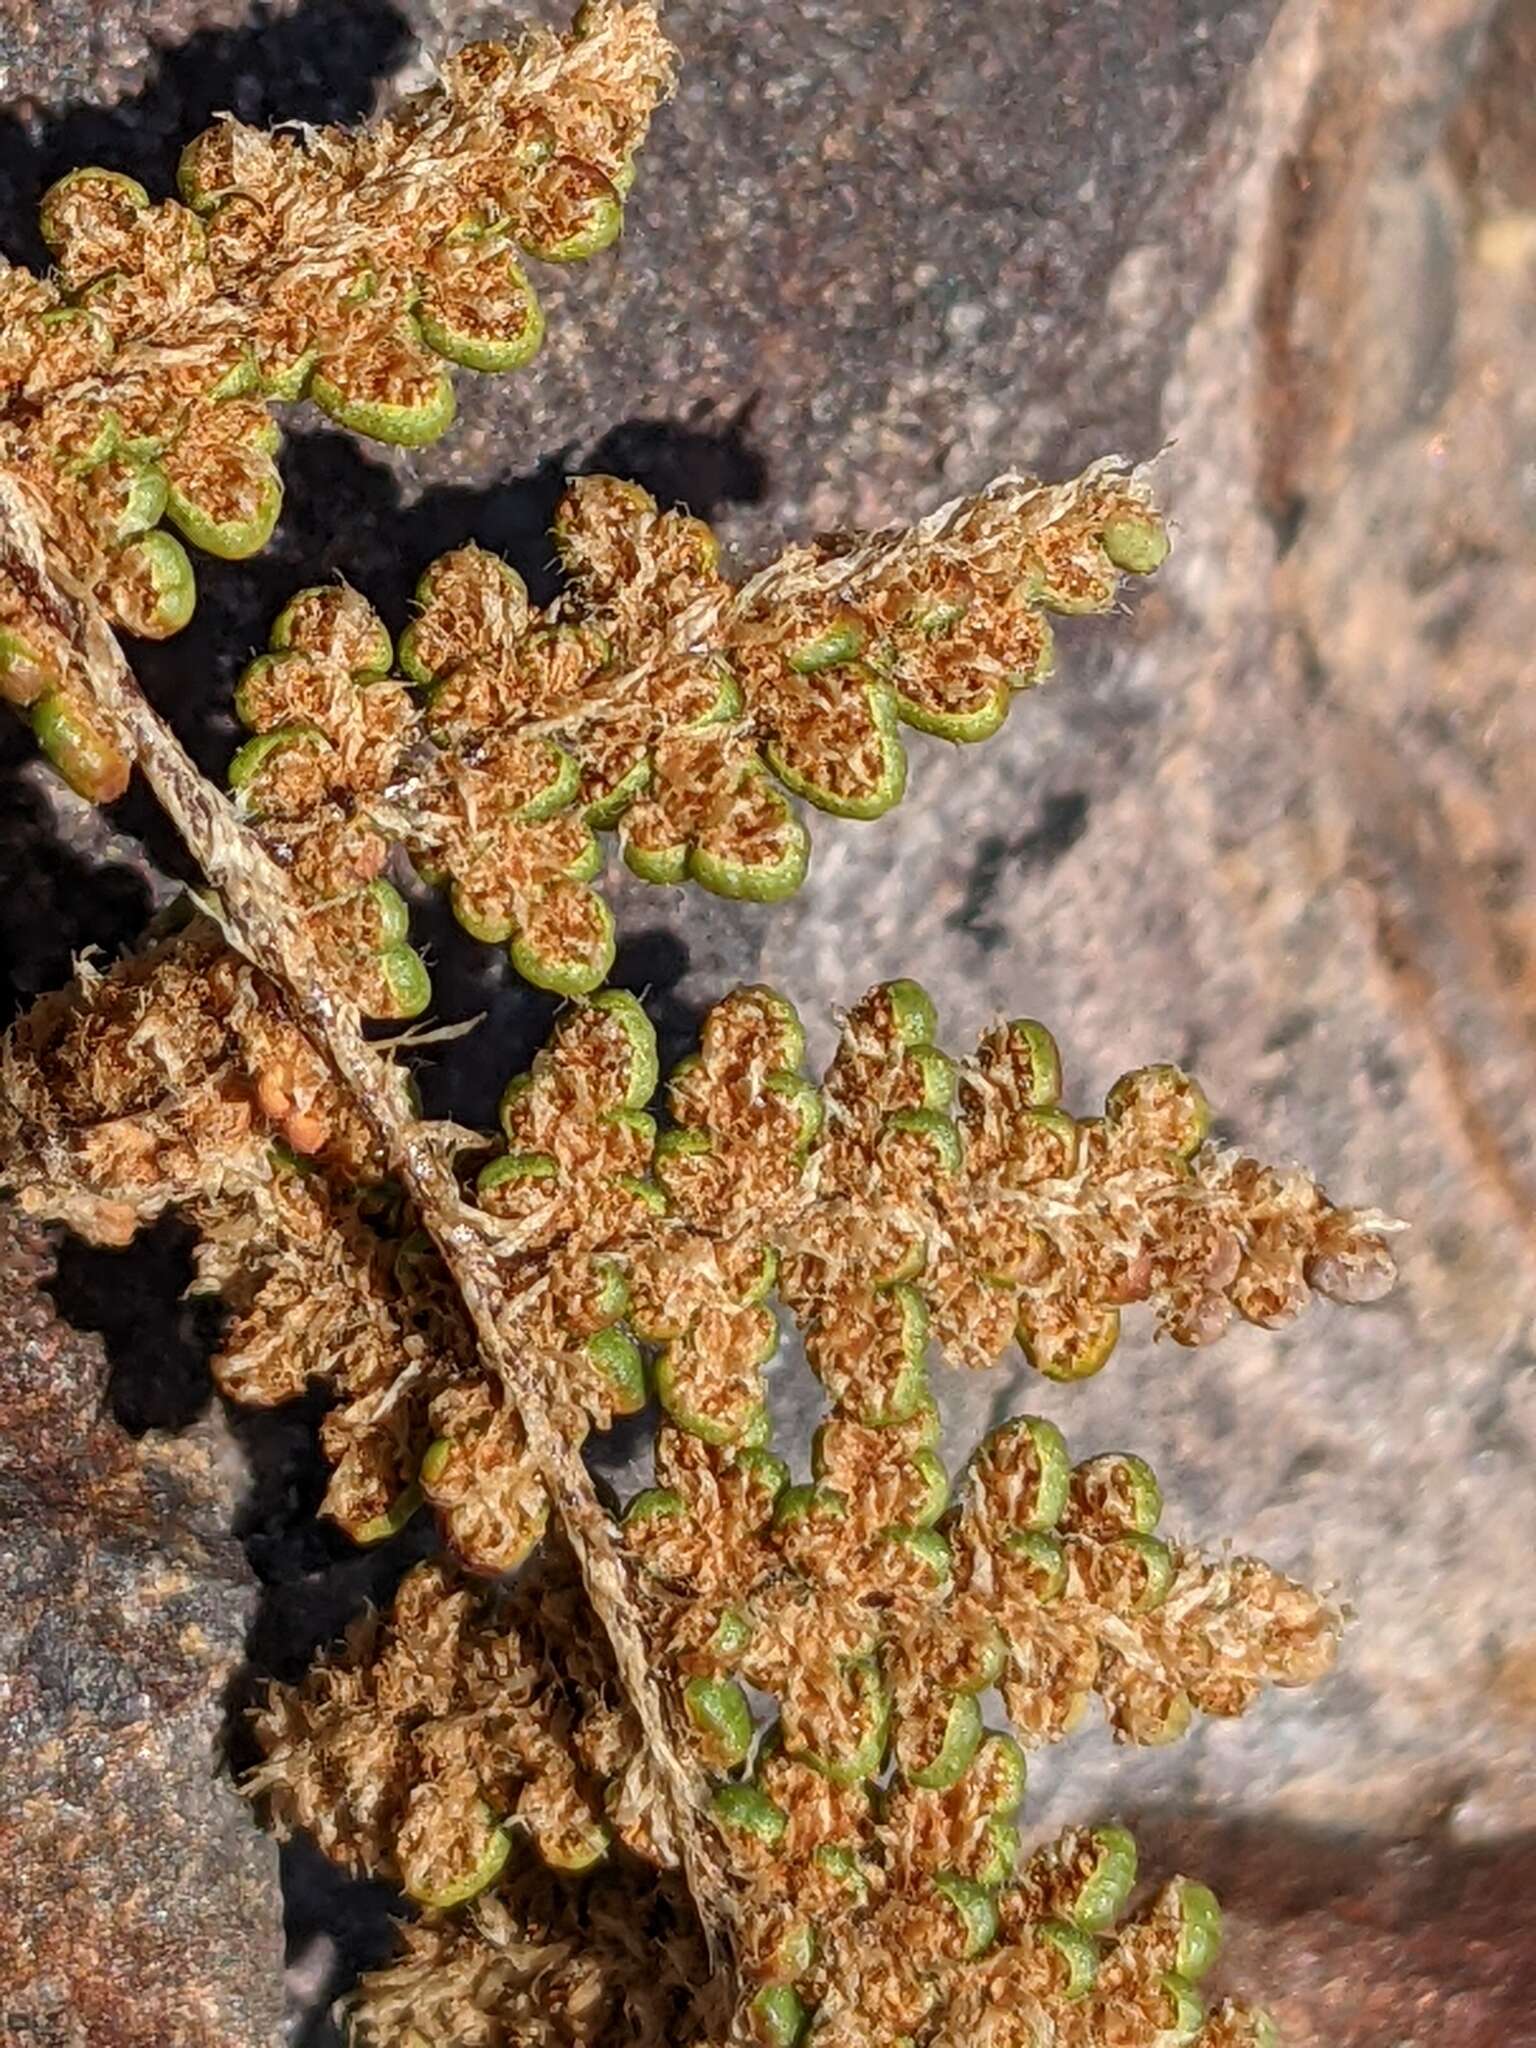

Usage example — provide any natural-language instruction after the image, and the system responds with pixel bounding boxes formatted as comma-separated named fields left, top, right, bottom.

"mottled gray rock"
left=0, top=1208, right=284, bottom=2046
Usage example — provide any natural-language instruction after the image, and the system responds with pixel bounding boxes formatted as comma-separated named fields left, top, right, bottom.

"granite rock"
left=0, top=1208, right=284, bottom=2046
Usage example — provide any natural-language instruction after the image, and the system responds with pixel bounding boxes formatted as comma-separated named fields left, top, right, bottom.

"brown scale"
left=513, top=999, right=644, bottom=1133
left=16, top=946, right=232, bottom=1123
left=274, top=808, right=392, bottom=900
left=1217, top=1153, right=1391, bottom=1325
left=0, top=931, right=493, bottom=1542
left=202, top=1173, right=403, bottom=1409
left=467, top=738, right=580, bottom=823
left=72, top=454, right=150, bottom=541
left=422, top=1380, right=549, bottom=1577
left=659, top=1114, right=810, bottom=1264
left=251, top=1544, right=631, bottom=1901
left=734, top=1582, right=877, bottom=1706
left=202, top=1171, right=475, bottom=1544
left=94, top=545, right=173, bottom=637
left=734, top=636, right=896, bottom=809
left=673, top=755, right=805, bottom=875
left=485, top=1153, right=652, bottom=1265
left=176, top=119, right=294, bottom=217
left=554, top=474, right=727, bottom=640
left=1059, top=1956, right=1187, bottom=2048
left=436, top=806, right=590, bottom=921
left=813, top=1411, right=941, bottom=1532
left=792, top=1281, right=925, bottom=1422
left=333, top=948, right=414, bottom=1016
left=237, top=737, right=341, bottom=822
left=420, top=232, right=542, bottom=354
left=0, top=929, right=377, bottom=1230
left=667, top=991, right=805, bottom=1143
left=755, top=1752, right=872, bottom=1866
left=626, top=1225, right=772, bottom=1338
left=240, top=653, right=365, bottom=739
left=887, top=1592, right=1003, bottom=1694
left=1019, top=512, right=1124, bottom=614
left=883, top=620, right=1021, bottom=729
left=573, top=708, right=652, bottom=813
left=250, top=1561, right=480, bottom=1872
left=923, top=1250, right=1038, bottom=1371
left=1136, top=1552, right=1339, bottom=1719
left=420, top=652, right=530, bottom=743
left=321, top=1380, right=436, bottom=1539
left=627, top=1449, right=777, bottom=1604
left=615, top=700, right=748, bottom=841
left=769, top=1654, right=881, bottom=1781
left=347, top=1862, right=710, bottom=2048
left=883, top=1626, right=1006, bottom=1791
left=342, top=684, right=421, bottom=786
left=924, top=1945, right=1067, bottom=2048
left=868, top=557, right=1056, bottom=716
left=405, top=545, right=533, bottom=679
left=226, top=982, right=378, bottom=1171
left=515, top=872, right=613, bottom=975
left=40, top=174, right=153, bottom=289
left=851, top=1892, right=959, bottom=2024
left=0, top=273, right=68, bottom=386
left=664, top=1299, right=778, bottom=1434
left=1001, top=1825, right=1111, bottom=1933
left=310, top=883, right=407, bottom=957
left=980, top=1521, right=1334, bottom=1753
left=409, top=730, right=561, bottom=824
left=479, top=1164, right=630, bottom=1254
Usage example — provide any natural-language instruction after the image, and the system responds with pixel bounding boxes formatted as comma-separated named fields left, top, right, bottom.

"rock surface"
left=3, top=0, right=1536, bottom=2043
left=0, top=1208, right=284, bottom=2047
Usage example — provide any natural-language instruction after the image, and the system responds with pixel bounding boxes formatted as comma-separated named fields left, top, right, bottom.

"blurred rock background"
left=2, top=0, right=1535, bottom=2040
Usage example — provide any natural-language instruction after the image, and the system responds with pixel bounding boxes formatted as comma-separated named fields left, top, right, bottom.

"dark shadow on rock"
left=281, top=1837, right=403, bottom=2048
left=399, top=913, right=698, bottom=1133
left=222, top=1410, right=448, bottom=2048
left=218, top=1396, right=437, bottom=2042
left=223, top=1382, right=439, bottom=1721
left=947, top=788, right=1091, bottom=953
left=393, top=869, right=564, bottom=1133
left=585, top=395, right=770, bottom=524
left=0, top=0, right=413, bottom=272
left=48, top=1213, right=221, bottom=1434
left=0, top=723, right=156, bottom=1028
left=609, top=923, right=704, bottom=1079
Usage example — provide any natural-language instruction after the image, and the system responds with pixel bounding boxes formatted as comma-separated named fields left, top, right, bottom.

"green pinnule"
left=0, top=0, right=675, bottom=798
left=220, top=462, right=1171, bottom=1014
left=2, top=923, right=1396, bottom=2041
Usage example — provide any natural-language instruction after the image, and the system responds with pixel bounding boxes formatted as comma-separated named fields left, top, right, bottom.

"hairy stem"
left=0, top=470, right=739, bottom=1967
